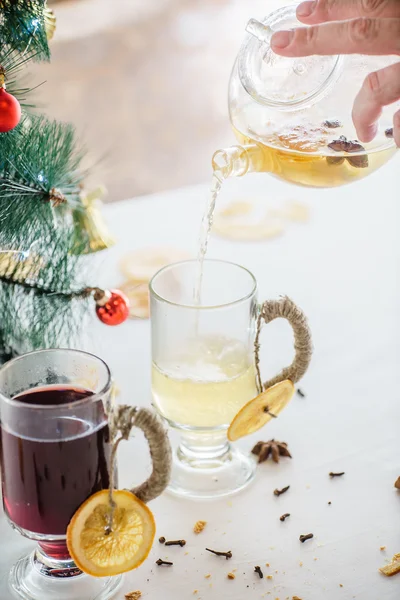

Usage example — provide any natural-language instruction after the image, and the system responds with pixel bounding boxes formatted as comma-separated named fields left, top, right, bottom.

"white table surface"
left=1, top=157, right=400, bottom=600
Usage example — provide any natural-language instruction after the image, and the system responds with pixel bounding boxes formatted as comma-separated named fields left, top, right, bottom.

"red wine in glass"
left=0, top=385, right=112, bottom=559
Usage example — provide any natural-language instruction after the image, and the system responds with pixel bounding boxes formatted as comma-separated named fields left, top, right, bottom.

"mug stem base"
left=167, top=438, right=256, bottom=500
left=9, top=547, right=122, bottom=600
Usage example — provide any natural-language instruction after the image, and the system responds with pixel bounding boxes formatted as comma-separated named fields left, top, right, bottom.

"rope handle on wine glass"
left=108, top=405, right=172, bottom=504
left=130, top=407, right=172, bottom=503
left=254, top=296, right=313, bottom=393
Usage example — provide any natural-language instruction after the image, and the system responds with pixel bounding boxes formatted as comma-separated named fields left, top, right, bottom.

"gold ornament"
left=44, top=3, right=57, bottom=41
left=70, top=186, right=116, bottom=255
left=0, top=250, right=44, bottom=282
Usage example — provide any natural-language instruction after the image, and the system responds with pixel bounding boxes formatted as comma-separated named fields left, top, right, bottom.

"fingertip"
left=296, top=1, right=317, bottom=21
left=393, top=111, right=400, bottom=148
left=358, top=123, right=378, bottom=143
left=270, top=30, right=294, bottom=51
left=352, top=104, right=378, bottom=143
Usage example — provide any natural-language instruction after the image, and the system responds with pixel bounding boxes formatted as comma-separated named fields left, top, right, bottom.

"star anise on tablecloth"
left=251, top=439, right=292, bottom=463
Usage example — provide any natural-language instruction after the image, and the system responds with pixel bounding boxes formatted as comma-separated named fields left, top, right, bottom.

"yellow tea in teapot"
left=213, top=122, right=396, bottom=188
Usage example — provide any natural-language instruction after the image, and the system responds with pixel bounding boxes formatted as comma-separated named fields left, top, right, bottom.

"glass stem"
left=178, top=431, right=231, bottom=466
left=33, top=545, right=81, bottom=578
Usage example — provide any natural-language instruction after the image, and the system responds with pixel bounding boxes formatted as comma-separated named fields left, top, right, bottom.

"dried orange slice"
left=67, top=490, right=156, bottom=577
left=227, top=380, right=295, bottom=441
left=270, top=200, right=310, bottom=223
left=119, top=281, right=150, bottom=319
left=120, top=247, right=190, bottom=283
left=213, top=199, right=285, bottom=242
left=219, top=200, right=253, bottom=217
left=213, top=219, right=284, bottom=242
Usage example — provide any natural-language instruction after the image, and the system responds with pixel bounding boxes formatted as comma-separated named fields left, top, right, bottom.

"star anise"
left=251, top=439, right=292, bottom=464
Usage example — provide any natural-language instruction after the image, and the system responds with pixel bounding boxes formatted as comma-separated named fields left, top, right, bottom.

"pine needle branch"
left=0, top=229, right=97, bottom=362
left=0, top=273, right=92, bottom=299
left=0, top=47, right=43, bottom=107
left=0, top=0, right=50, bottom=61
left=0, top=1, right=117, bottom=363
left=0, top=114, right=87, bottom=251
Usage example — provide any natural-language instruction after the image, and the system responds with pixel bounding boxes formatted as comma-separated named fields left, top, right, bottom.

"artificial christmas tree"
left=0, top=0, right=125, bottom=363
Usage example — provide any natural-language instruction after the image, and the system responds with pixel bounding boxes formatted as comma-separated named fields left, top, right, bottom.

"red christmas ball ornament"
left=0, top=87, right=22, bottom=133
left=95, top=289, right=130, bottom=326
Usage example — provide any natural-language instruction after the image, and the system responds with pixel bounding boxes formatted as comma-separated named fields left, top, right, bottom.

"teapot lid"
left=239, top=6, right=343, bottom=111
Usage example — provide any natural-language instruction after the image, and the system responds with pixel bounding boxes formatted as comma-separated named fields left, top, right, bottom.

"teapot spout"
left=212, top=143, right=269, bottom=178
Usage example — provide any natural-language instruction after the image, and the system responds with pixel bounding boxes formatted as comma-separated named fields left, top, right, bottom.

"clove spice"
left=385, top=127, right=394, bottom=138
left=165, top=539, right=186, bottom=547
left=329, top=471, right=345, bottom=478
left=206, top=548, right=232, bottom=560
left=156, top=559, right=173, bottom=566
left=274, top=485, right=290, bottom=497
left=296, top=388, right=306, bottom=398
left=299, top=533, right=314, bottom=543
left=263, top=405, right=277, bottom=418
left=280, top=513, right=290, bottom=522
left=158, top=536, right=166, bottom=544
left=254, top=566, right=264, bottom=579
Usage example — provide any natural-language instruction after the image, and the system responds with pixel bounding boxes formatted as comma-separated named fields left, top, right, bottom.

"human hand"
left=270, top=0, right=400, bottom=146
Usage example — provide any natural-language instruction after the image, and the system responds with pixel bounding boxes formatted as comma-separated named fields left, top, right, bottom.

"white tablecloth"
left=1, top=158, right=400, bottom=600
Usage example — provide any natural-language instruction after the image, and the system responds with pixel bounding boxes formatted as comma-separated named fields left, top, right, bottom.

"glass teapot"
left=212, top=5, right=398, bottom=188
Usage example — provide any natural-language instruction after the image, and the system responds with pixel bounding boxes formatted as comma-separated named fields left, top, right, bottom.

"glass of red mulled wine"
left=0, top=348, right=122, bottom=600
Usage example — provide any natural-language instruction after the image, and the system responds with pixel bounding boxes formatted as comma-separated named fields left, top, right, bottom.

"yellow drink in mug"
left=150, top=259, right=311, bottom=499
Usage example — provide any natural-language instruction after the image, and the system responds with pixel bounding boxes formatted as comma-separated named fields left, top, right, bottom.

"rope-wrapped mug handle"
left=108, top=405, right=172, bottom=504
left=254, top=296, right=313, bottom=393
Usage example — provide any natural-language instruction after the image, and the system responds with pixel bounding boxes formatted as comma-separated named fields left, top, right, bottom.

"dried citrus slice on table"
left=67, top=490, right=156, bottom=577
left=213, top=219, right=284, bottom=241
left=119, top=281, right=150, bottom=319
left=270, top=200, right=310, bottom=223
left=219, top=200, right=253, bottom=217
left=213, top=199, right=285, bottom=242
left=119, top=247, right=190, bottom=283
left=228, top=380, right=295, bottom=441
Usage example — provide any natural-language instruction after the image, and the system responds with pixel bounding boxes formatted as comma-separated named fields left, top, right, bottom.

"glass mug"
left=150, top=259, right=311, bottom=499
left=0, top=348, right=171, bottom=600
